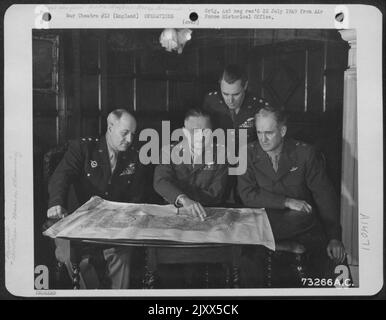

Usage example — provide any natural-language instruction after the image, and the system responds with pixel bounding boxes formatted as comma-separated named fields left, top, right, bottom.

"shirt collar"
left=266, top=141, right=284, bottom=159
left=105, top=133, right=118, bottom=159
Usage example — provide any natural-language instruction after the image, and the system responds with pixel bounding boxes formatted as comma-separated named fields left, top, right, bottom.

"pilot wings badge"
left=240, top=117, right=255, bottom=128
left=120, top=162, right=136, bottom=176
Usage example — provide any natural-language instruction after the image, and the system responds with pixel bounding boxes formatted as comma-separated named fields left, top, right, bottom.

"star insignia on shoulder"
left=295, top=141, right=308, bottom=147
left=82, top=137, right=99, bottom=143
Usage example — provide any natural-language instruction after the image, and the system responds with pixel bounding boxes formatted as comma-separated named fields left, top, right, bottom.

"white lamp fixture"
left=160, top=28, right=192, bottom=54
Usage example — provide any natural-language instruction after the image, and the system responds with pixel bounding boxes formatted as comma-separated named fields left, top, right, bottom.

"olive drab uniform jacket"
left=48, top=136, right=145, bottom=209
left=238, top=138, right=342, bottom=241
left=202, top=90, right=269, bottom=145
left=153, top=140, right=229, bottom=207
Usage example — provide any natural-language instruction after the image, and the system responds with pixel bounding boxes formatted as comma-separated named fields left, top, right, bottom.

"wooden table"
left=64, top=238, right=242, bottom=289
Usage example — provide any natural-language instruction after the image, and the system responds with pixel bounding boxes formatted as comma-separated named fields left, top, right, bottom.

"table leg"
left=294, top=253, right=306, bottom=285
left=232, top=266, right=240, bottom=288
left=143, top=247, right=157, bottom=289
left=69, top=242, right=82, bottom=289
left=231, top=246, right=241, bottom=288
left=204, top=264, right=209, bottom=288
left=266, top=250, right=273, bottom=288
left=225, top=264, right=231, bottom=288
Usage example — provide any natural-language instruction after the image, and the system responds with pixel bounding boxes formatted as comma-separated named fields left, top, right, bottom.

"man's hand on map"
left=47, top=205, right=68, bottom=219
left=178, top=196, right=207, bottom=221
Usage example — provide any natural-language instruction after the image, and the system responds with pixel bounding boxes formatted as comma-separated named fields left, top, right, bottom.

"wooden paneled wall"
left=33, top=28, right=348, bottom=268
left=32, top=28, right=347, bottom=214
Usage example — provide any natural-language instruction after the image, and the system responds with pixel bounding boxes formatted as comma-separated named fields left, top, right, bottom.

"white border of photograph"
left=3, top=3, right=383, bottom=297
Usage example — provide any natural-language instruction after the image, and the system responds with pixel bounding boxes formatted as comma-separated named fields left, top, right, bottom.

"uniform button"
left=87, top=173, right=91, bottom=177
left=105, top=192, right=109, bottom=196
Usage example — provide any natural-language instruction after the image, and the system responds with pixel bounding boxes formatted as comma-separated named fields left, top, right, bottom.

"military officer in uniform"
left=202, top=64, right=269, bottom=204
left=153, top=108, right=228, bottom=287
left=154, top=108, right=228, bottom=219
left=47, top=109, right=145, bottom=289
left=202, top=64, right=268, bottom=144
left=238, top=105, right=346, bottom=285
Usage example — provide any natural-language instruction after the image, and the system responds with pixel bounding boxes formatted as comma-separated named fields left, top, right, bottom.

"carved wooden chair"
left=42, top=143, right=107, bottom=289
left=265, top=242, right=307, bottom=287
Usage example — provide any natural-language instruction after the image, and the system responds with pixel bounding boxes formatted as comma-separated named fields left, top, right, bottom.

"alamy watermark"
left=138, top=121, right=248, bottom=175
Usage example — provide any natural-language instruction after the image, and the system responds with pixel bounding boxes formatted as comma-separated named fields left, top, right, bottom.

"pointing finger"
left=194, top=204, right=205, bottom=221
left=197, top=203, right=207, bottom=218
left=303, top=203, right=311, bottom=214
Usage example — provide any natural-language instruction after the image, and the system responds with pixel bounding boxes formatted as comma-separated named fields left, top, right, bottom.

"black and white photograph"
left=31, top=26, right=357, bottom=290
left=3, top=4, right=383, bottom=298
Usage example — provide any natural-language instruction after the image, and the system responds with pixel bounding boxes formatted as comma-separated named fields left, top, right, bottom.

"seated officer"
left=153, top=108, right=228, bottom=287
left=202, top=64, right=269, bottom=204
left=47, top=109, right=145, bottom=289
left=153, top=108, right=228, bottom=219
left=238, top=105, right=346, bottom=284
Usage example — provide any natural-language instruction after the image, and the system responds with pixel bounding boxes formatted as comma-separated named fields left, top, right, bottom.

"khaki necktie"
left=229, top=109, right=236, bottom=123
left=270, top=154, right=279, bottom=172
left=110, top=152, right=117, bottom=173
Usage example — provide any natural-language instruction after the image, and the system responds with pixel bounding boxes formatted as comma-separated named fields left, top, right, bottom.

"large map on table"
left=43, top=196, right=275, bottom=250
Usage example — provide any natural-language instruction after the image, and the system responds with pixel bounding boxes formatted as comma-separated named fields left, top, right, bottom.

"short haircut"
left=220, top=64, right=247, bottom=86
left=255, top=105, right=288, bottom=126
left=107, top=109, right=134, bottom=124
left=184, top=108, right=211, bottom=122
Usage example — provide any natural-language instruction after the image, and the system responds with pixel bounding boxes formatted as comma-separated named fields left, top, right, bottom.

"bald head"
left=106, top=109, right=137, bottom=152
left=107, top=109, right=136, bottom=127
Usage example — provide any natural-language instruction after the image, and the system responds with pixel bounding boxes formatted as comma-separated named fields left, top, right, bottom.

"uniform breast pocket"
left=284, top=169, right=307, bottom=191
left=118, top=174, right=134, bottom=185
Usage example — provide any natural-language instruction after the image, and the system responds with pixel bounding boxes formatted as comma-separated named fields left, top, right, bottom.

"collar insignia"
left=91, top=160, right=98, bottom=168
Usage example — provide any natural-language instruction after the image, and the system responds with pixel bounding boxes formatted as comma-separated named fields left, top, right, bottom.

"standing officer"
left=154, top=108, right=228, bottom=219
left=238, top=105, right=346, bottom=283
left=47, top=109, right=145, bottom=289
left=202, top=64, right=269, bottom=146
left=202, top=64, right=269, bottom=204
